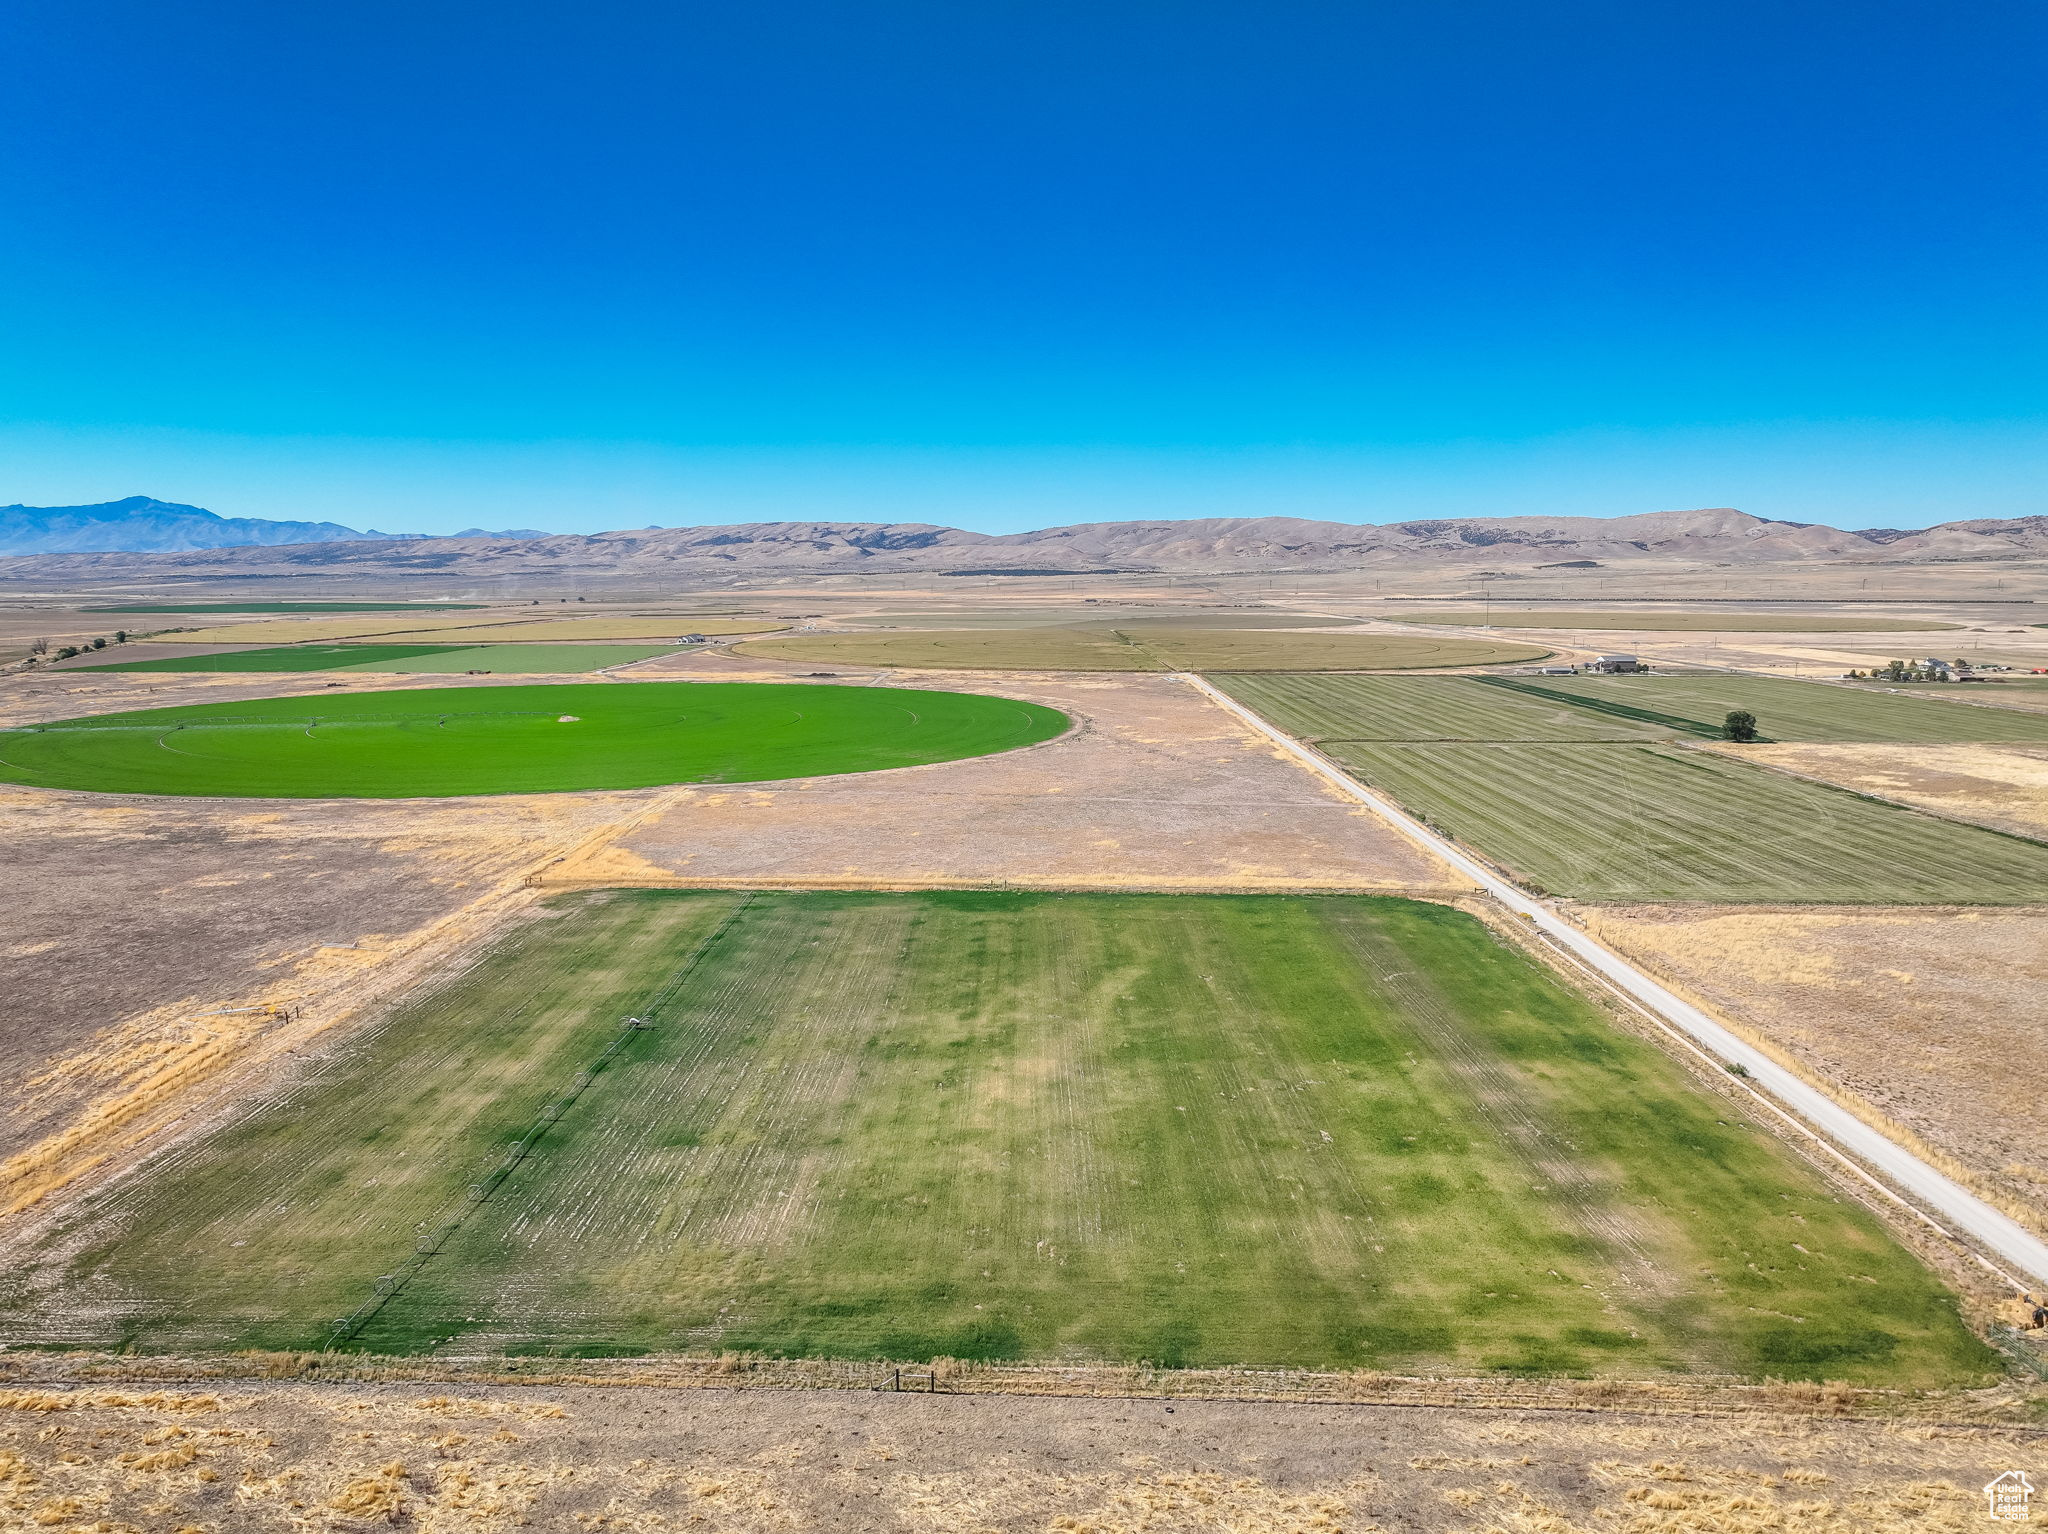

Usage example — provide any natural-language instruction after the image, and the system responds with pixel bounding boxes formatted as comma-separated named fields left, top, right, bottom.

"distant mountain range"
left=3, top=503, right=2047, bottom=577
left=0, top=497, right=547, bottom=556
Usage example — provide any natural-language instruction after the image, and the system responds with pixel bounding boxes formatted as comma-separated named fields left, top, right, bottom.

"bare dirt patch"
left=1581, top=904, right=2048, bottom=1233
left=0, top=1376, right=2035, bottom=1533
left=1707, top=742, right=2048, bottom=839
left=551, top=668, right=1465, bottom=893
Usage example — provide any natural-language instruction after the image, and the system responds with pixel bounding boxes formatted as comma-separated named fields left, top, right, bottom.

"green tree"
left=1723, top=709, right=1759, bottom=742
left=90, top=636, right=106, bottom=649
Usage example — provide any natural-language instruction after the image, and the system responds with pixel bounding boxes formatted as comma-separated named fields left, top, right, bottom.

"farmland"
left=81, top=601, right=486, bottom=614
left=1215, top=674, right=1670, bottom=741
left=842, top=609, right=1355, bottom=628
left=367, top=617, right=789, bottom=643
left=0, top=890, right=1990, bottom=1384
left=338, top=643, right=678, bottom=672
left=78, top=643, right=473, bottom=672
left=1329, top=741, right=2048, bottom=902
left=79, top=642, right=679, bottom=674
left=0, top=682, right=1069, bottom=797
left=1384, top=610, right=1960, bottom=632
left=153, top=615, right=531, bottom=643
left=155, top=615, right=783, bottom=645
left=1501, top=674, right=2048, bottom=742
left=735, top=627, right=1549, bottom=671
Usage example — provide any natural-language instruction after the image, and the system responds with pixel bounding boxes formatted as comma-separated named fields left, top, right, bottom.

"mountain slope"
left=0, top=497, right=409, bottom=555
left=0, top=498, right=551, bottom=555
left=3, top=507, right=2046, bottom=578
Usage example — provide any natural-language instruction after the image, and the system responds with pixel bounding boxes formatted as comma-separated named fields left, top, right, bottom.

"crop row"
left=1329, top=741, right=2048, bottom=903
left=1216, top=674, right=1669, bottom=741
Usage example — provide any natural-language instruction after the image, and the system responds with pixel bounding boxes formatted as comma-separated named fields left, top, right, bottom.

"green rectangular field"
left=332, top=643, right=679, bottom=673
left=1216, top=674, right=1672, bottom=741
left=81, top=602, right=486, bottom=614
left=1496, top=674, right=2048, bottom=743
left=1329, top=742, right=2048, bottom=903
left=0, top=890, right=1989, bottom=1385
left=76, top=643, right=472, bottom=672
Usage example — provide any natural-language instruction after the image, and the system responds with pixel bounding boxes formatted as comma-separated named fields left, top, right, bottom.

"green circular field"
left=0, top=683, right=1070, bottom=799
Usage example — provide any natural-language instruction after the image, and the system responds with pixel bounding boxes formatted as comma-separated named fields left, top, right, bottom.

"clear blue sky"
left=3, top=1, right=2043, bottom=534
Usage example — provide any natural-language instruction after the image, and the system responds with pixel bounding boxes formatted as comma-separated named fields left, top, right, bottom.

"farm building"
left=1586, top=654, right=1645, bottom=673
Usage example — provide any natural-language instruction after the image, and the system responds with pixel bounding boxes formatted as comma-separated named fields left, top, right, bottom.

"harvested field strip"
left=1504, top=675, right=2048, bottom=743
left=365, top=618, right=787, bottom=643
left=1214, top=674, right=1671, bottom=742
left=1382, top=610, right=1960, bottom=632
left=1328, top=742, right=2048, bottom=903
left=84, top=602, right=487, bottom=614
left=733, top=629, right=1549, bottom=672
left=155, top=616, right=536, bottom=644
left=1141, top=630, right=1549, bottom=671
left=0, top=891, right=1992, bottom=1385
left=76, top=644, right=472, bottom=673
left=333, top=644, right=677, bottom=674
left=1473, top=678, right=1724, bottom=738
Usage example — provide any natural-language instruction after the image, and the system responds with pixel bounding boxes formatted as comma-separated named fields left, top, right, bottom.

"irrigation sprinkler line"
left=324, top=891, right=759, bottom=1350
left=1179, top=670, right=2048, bottom=1290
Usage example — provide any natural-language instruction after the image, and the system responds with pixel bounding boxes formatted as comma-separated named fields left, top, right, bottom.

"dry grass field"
left=1583, top=904, right=2048, bottom=1234
left=1708, top=742, right=2048, bottom=838
left=148, top=615, right=781, bottom=645
left=150, top=614, right=532, bottom=643
left=0, top=768, right=643, bottom=1227
left=0, top=1379, right=2037, bottom=1534
left=734, top=627, right=1550, bottom=671
left=841, top=607, right=1357, bottom=628
left=558, top=668, right=1463, bottom=893
left=368, top=617, right=788, bottom=642
left=1384, top=610, right=1961, bottom=632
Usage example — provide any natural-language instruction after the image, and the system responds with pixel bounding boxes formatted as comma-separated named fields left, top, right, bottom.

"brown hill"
left=5, top=508, right=2047, bottom=583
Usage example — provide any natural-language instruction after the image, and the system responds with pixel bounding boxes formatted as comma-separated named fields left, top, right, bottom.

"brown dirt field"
left=1701, top=743, right=2048, bottom=839
left=552, top=664, right=1465, bottom=893
left=0, top=1378, right=2036, bottom=1534
left=1580, top=905, right=2048, bottom=1234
